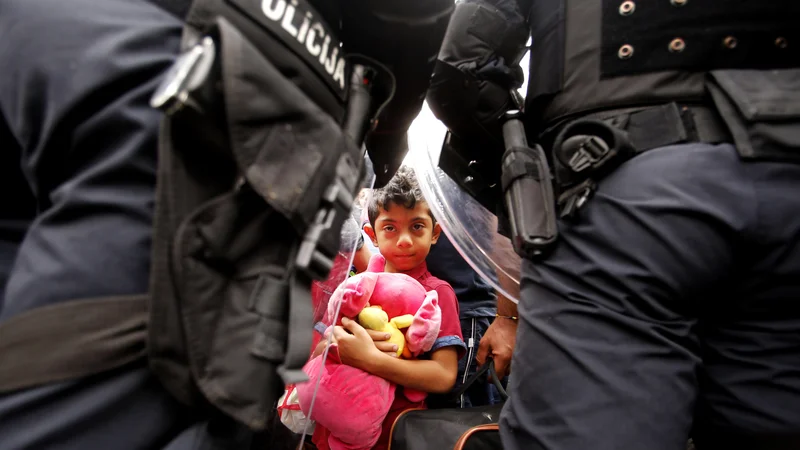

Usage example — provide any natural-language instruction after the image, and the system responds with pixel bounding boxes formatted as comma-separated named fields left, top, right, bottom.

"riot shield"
left=407, top=104, right=521, bottom=303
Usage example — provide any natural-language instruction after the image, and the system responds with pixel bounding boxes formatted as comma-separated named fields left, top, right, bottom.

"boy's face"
left=364, top=201, right=441, bottom=273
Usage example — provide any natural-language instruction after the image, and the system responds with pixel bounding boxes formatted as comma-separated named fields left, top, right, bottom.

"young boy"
left=312, top=166, right=466, bottom=450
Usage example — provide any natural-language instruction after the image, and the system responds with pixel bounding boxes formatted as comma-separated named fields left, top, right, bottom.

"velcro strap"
left=596, top=103, right=732, bottom=153
left=276, top=272, right=314, bottom=385
left=547, top=103, right=732, bottom=156
left=0, top=295, right=148, bottom=393
left=625, top=103, right=689, bottom=151
left=689, top=105, right=734, bottom=144
left=500, top=147, right=542, bottom=192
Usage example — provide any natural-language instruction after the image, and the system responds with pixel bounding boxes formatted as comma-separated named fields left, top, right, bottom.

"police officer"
left=0, top=0, right=452, bottom=448
left=0, top=1, right=203, bottom=448
left=427, top=1, right=800, bottom=449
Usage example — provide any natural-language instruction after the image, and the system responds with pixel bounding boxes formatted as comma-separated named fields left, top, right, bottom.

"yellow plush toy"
left=357, top=306, right=415, bottom=358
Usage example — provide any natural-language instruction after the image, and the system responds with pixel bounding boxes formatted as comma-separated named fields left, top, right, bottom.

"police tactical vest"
left=0, top=0, right=362, bottom=431
left=526, top=0, right=800, bottom=130
left=145, top=0, right=363, bottom=429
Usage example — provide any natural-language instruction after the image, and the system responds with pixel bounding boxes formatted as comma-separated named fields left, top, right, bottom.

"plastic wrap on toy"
left=309, top=156, right=376, bottom=353
left=295, top=156, right=376, bottom=442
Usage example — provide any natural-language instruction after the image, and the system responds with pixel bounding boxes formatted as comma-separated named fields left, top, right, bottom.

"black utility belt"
left=552, top=67, right=800, bottom=219
left=550, top=69, right=800, bottom=186
left=499, top=69, right=800, bottom=260
left=567, top=102, right=732, bottom=155
left=497, top=101, right=734, bottom=259
left=545, top=101, right=734, bottom=219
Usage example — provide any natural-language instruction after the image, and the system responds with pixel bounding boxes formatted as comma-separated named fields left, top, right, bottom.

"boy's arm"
left=333, top=319, right=459, bottom=393
left=311, top=338, right=328, bottom=358
left=316, top=322, right=400, bottom=359
left=364, top=346, right=458, bottom=394
left=332, top=282, right=465, bottom=393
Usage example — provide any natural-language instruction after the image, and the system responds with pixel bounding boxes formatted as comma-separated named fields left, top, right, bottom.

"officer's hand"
left=476, top=317, right=517, bottom=379
left=332, top=318, right=385, bottom=370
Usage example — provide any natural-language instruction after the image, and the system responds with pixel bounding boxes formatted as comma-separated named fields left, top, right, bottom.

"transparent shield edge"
left=407, top=106, right=520, bottom=304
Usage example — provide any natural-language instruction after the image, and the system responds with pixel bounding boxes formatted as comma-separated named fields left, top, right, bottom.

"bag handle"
left=452, top=359, right=509, bottom=402
left=277, top=384, right=302, bottom=412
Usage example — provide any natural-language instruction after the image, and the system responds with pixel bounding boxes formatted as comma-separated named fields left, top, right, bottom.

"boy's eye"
left=383, top=225, right=395, bottom=232
left=412, top=223, right=425, bottom=231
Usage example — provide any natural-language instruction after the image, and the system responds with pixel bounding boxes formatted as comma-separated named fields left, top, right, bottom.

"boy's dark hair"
left=367, top=166, right=435, bottom=228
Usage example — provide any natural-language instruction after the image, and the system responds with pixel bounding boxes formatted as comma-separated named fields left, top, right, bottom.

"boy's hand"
left=332, top=318, right=393, bottom=370
left=364, top=328, right=400, bottom=356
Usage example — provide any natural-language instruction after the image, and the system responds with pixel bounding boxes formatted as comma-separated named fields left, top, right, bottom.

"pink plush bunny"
left=295, top=254, right=442, bottom=450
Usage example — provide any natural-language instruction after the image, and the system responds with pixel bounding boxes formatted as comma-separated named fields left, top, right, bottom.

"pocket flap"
left=710, top=69, right=800, bottom=121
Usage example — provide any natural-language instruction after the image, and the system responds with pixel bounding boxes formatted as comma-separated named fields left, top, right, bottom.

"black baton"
left=500, top=110, right=558, bottom=259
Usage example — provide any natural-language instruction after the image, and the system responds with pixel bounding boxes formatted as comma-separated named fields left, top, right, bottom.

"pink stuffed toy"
left=295, top=254, right=442, bottom=450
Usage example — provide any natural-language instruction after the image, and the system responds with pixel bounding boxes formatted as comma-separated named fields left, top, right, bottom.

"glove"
left=427, top=1, right=529, bottom=151
left=340, top=0, right=456, bottom=187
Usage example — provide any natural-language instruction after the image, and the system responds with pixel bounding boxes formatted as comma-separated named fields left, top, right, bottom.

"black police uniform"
left=0, top=1, right=212, bottom=448
left=0, top=0, right=455, bottom=446
left=427, top=1, right=800, bottom=449
left=0, top=0, right=307, bottom=448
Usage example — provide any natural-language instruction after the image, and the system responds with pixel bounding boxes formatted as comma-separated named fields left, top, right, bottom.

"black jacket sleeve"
left=0, top=1, right=200, bottom=449
left=0, top=0, right=182, bottom=319
left=427, top=0, right=531, bottom=151
left=340, top=0, right=456, bottom=187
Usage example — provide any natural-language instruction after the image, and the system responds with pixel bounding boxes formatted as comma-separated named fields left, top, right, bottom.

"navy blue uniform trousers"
left=0, top=0, right=262, bottom=448
left=500, top=142, right=800, bottom=450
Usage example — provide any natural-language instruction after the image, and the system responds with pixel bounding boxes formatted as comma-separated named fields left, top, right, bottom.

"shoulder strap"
left=451, top=360, right=509, bottom=402
left=276, top=271, right=316, bottom=384
left=0, top=295, right=148, bottom=393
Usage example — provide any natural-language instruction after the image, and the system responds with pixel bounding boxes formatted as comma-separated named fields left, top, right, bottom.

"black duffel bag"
left=389, top=361, right=508, bottom=450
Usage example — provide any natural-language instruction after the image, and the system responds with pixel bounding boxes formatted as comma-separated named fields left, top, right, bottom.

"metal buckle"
left=295, top=161, right=357, bottom=280
left=558, top=180, right=596, bottom=219
left=150, top=36, right=216, bottom=116
left=566, top=135, right=611, bottom=173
